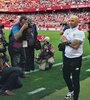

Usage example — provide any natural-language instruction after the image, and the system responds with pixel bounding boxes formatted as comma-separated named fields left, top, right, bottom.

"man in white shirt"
left=60, top=15, right=85, bottom=100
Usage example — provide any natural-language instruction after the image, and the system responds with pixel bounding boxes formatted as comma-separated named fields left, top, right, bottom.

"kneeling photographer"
left=37, top=37, right=54, bottom=71
left=0, top=25, right=23, bottom=96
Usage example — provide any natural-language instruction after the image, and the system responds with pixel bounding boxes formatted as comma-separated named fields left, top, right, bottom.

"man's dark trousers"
left=63, top=56, right=82, bottom=100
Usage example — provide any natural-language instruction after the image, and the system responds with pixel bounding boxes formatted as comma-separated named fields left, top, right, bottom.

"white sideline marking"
left=24, top=55, right=90, bottom=74
left=24, top=63, right=63, bottom=74
left=27, top=87, right=46, bottom=95
left=82, top=55, right=90, bottom=59
left=53, top=62, right=63, bottom=67
left=86, top=69, right=90, bottom=72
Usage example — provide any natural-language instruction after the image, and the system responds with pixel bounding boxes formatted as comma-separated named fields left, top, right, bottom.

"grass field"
left=40, top=77, right=90, bottom=100
left=0, top=30, right=90, bottom=100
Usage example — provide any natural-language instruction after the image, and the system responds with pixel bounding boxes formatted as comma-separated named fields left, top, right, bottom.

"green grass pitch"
left=0, top=29, right=90, bottom=100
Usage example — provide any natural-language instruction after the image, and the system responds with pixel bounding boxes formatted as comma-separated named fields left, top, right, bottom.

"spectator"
left=0, top=0, right=89, bottom=9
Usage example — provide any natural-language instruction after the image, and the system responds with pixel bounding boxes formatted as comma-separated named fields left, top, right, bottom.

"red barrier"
left=0, top=4, right=90, bottom=12
left=37, top=35, right=45, bottom=41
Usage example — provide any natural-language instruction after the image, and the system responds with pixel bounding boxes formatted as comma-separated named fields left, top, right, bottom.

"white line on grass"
left=24, top=62, right=63, bottom=74
left=24, top=55, right=90, bottom=74
left=27, top=87, right=46, bottom=95
left=86, top=69, right=90, bottom=72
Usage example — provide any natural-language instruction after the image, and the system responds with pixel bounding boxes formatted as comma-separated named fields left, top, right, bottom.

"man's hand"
left=69, top=39, right=82, bottom=49
left=14, top=23, right=28, bottom=40
left=22, top=23, right=28, bottom=30
left=5, top=55, right=9, bottom=61
left=44, top=45, right=48, bottom=50
left=60, top=36, right=71, bottom=45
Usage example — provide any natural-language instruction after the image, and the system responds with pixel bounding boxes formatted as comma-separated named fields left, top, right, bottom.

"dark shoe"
left=49, top=64, right=52, bottom=69
left=31, top=67, right=35, bottom=70
left=25, top=69, right=30, bottom=72
left=22, top=75, right=30, bottom=78
left=45, top=67, right=52, bottom=71
left=0, top=90, right=16, bottom=96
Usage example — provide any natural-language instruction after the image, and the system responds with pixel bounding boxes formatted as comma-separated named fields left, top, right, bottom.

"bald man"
left=59, top=15, right=85, bottom=100
left=38, top=37, right=55, bottom=71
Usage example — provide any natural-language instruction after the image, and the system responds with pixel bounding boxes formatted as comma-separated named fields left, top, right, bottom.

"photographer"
left=60, top=21, right=70, bottom=35
left=8, top=16, right=31, bottom=77
left=85, top=21, right=90, bottom=44
left=23, top=18, right=39, bottom=71
left=38, top=37, right=54, bottom=71
left=0, top=25, right=23, bottom=96
left=8, top=16, right=39, bottom=73
left=59, top=20, right=70, bottom=71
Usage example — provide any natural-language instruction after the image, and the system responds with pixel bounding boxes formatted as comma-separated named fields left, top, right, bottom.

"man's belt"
left=13, top=43, right=22, bottom=48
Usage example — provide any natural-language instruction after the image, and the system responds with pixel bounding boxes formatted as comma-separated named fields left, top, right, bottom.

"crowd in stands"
left=0, top=11, right=90, bottom=28
left=0, top=0, right=89, bottom=9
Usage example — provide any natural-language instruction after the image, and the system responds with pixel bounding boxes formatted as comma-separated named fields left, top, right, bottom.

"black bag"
left=34, top=39, right=41, bottom=50
left=58, top=43, right=65, bottom=51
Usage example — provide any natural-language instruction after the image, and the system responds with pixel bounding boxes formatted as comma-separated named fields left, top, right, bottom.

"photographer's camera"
left=60, top=23, right=67, bottom=26
left=84, top=21, right=90, bottom=24
left=23, top=21, right=33, bottom=40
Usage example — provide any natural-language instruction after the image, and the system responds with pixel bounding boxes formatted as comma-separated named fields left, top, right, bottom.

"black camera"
left=0, top=24, right=4, bottom=38
left=0, top=24, right=4, bottom=29
left=0, top=41, right=7, bottom=53
left=23, top=21, right=33, bottom=40
left=60, top=23, right=67, bottom=26
left=84, top=21, right=90, bottom=24
left=28, top=21, right=33, bottom=28
left=46, top=41, right=49, bottom=45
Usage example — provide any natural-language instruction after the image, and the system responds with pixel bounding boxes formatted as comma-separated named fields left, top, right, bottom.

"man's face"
left=20, top=19, right=28, bottom=26
left=69, top=16, right=78, bottom=28
left=44, top=39, right=49, bottom=45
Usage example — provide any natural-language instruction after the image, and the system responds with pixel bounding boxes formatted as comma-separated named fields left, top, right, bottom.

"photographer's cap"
left=19, top=16, right=27, bottom=22
left=44, top=37, right=50, bottom=42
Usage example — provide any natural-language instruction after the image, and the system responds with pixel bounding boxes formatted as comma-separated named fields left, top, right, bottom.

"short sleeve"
left=63, top=29, right=69, bottom=36
left=75, top=31, right=85, bottom=42
left=12, top=24, right=19, bottom=35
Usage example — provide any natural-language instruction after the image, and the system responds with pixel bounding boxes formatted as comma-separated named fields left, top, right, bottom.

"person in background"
left=59, top=15, right=85, bottom=100
left=24, top=17, right=38, bottom=72
left=85, top=21, right=90, bottom=45
left=60, top=20, right=70, bottom=35
left=38, top=37, right=54, bottom=71
left=59, top=20, right=70, bottom=71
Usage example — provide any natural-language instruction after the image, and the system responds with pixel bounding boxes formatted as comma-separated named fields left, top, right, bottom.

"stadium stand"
left=0, top=11, right=90, bottom=29
left=0, top=0, right=89, bottom=9
left=0, top=0, right=89, bottom=30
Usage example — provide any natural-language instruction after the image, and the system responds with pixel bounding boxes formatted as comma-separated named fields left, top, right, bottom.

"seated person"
left=38, top=37, right=55, bottom=71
